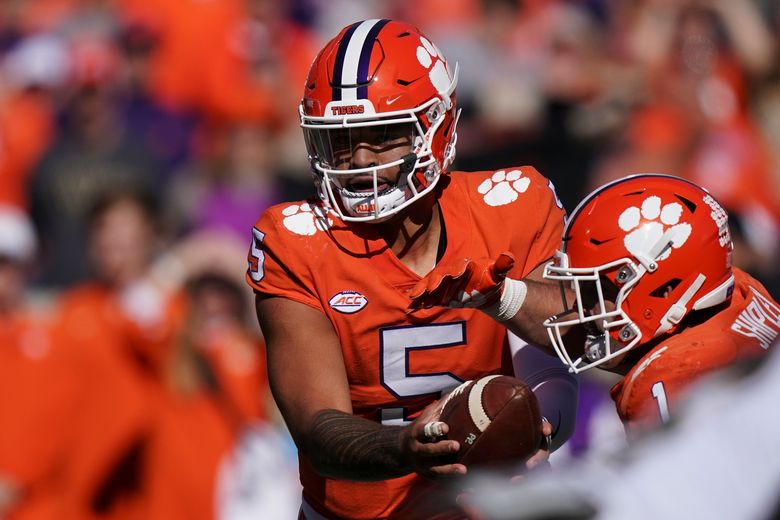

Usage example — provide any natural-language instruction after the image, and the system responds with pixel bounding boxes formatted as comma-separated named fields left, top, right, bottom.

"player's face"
left=577, top=275, right=632, bottom=367
left=579, top=275, right=619, bottom=334
left=90, top=200, right=156, bottom=287
left=326, top=123, right=414, bottom=193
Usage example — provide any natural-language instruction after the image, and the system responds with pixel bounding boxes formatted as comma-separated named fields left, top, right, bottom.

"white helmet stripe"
left=339, top=19, right=382, bottom=101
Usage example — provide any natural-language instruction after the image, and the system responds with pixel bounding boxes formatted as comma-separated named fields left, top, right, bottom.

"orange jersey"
left=144, top=394, right=235, bottom=520
left=0, top=309, right=77, bottom=520
left=246, top=167, right=565, bottom=519
left=611, top=268, right=778, bottom=433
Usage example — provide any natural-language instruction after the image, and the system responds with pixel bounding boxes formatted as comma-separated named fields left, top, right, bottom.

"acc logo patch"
left=328, top=291, right=368, bottom=314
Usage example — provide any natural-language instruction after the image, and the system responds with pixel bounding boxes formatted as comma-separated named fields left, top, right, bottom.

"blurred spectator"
left=145, top=272, right=272, bottom=520
left=67, top=186, right=180, bottom=371
left=214, top=423, right=301, bottom=520
left=116, top=22, right=197, bottom=181
left=49, top=188, right=275, bottom=519
left=590, top=0, right=780, bottom=293
left=170, top=123, right=283, bottom=240
left=428, top=0, right=612, bottom=211
left=123, top=0, right=316, bottom=127
left=0, top=34, right=63, bottom=210
left=0, top=206, right=77, bottom=520
left=51, top=187, right=177, bottom=519
left=28, top=69, right=162, bottom=288
left=7, top=0, right=81, bottom=35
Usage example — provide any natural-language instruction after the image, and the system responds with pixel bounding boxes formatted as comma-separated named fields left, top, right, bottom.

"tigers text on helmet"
left=300, top=19, right=460, bottom=223
left=543, top=174, right=735, bottom=373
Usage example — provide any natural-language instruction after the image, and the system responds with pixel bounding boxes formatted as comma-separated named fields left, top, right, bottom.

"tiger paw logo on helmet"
left=618, top=196, right=692, bottom=261
left=416, top=37, right=452, bottom=94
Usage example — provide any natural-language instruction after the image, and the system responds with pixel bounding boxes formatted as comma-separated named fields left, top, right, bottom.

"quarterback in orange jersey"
left=246, top=19, right=579, bottom=520
left=542, top=174, right=778, bottom=434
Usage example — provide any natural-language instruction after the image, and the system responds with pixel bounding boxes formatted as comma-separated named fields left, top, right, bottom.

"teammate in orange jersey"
left=246, top=19, right=579, bottom=520
left=541, top=174, right=778, bottom=435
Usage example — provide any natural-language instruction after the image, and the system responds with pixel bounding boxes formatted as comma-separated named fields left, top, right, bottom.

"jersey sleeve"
left=512, top=167, right=566, bottom=275
left=614, top=338, right=739, bottom=433
left=245, top=209, right=324, bottom=312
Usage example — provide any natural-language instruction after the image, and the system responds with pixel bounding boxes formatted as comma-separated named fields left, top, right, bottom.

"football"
left=438, top=375, right=542, bottom=468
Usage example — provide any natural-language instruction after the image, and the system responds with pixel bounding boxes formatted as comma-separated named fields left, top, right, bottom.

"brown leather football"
left=439, top=375, right=542, bottom=468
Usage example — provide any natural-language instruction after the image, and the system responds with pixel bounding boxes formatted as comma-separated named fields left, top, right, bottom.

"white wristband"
left=484, top=277, right=527, bottom=321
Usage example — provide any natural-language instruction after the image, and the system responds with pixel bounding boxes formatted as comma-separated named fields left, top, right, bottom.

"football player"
left=246, top=19, right=578, bottom=520
left=542, top=174, right=778, bottom=434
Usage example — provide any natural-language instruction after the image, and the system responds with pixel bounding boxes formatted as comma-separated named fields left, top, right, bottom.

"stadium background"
left=0, top=0, right=778, bottom=518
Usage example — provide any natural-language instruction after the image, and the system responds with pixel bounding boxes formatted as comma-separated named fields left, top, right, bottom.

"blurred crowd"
left=0, top=0, right=778, bottom=519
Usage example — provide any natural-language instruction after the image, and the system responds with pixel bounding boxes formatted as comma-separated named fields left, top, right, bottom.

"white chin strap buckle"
left=655, top=273, right=707, bottom=336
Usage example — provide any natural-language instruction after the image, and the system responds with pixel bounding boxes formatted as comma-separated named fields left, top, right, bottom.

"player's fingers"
left=431, top=272, right=467, bottom=305
left=540, top=416, right=553, bottom=451
left=541, top=417, right=553, bottom=437
left=412, top=275, right=461, bottom=309
left=420, top=421, right=447, bottom=442
left=408, top=283, right=426, bottom=305
left=409, top=272, right=439, bottom=299
left=429, top=260, right=471, bottom=291
left=409, top=269, right=454, bottom=307
left=524, top=448, right=551, bottom=472
left=415, top=438, right=460, bottom=458
left=526, top=457, right=552, bottom=472
left=490, top=252, right=515, bottom=280
left=449, top=258, right=472, bottom=280
left=425, top=462, right=467, bottom=477
left=408, top=260, right=472, bottom=309
left=410, top=291, right=439, bottom=310
left=409, top=281, right=439, bottom=308
left=418, top=398, right=444, bottom=420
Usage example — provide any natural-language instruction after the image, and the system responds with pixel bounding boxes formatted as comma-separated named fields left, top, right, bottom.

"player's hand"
left=522, top=417, right=554, bottom=473
left=400, top=400, right=466, bottom=479
left=455, top=418, right=553, bottom=519
left=408, top=252, right=515, bottom=311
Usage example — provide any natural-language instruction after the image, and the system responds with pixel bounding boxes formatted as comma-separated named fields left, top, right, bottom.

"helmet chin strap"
left=340, top=152, right=420, bottom=220
left=633, top=227, right=711, bottom=337
left=654, top=273, right=707, bottom=336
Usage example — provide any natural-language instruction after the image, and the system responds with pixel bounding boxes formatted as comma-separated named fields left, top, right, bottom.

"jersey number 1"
left=651, top=381, right=671, bottom=424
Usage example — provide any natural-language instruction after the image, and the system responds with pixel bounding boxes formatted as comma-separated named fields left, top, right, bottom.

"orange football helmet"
left=544, top=174, right=735, bottom=373
left=300, top=19, right=459, bottom=222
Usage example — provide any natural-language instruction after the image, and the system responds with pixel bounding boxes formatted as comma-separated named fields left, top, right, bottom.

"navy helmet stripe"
left=356, top=19, right=390, bottom=99
left=331, top=22, right=360, bottom=102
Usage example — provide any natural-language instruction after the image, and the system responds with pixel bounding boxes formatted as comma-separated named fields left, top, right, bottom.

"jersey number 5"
left=379, top=322, right=466, bottom=426
left=248, top=227, right=266, bottom=283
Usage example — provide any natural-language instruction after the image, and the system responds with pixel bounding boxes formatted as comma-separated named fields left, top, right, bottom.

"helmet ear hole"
left=649, top=278, right=682, bottom=298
